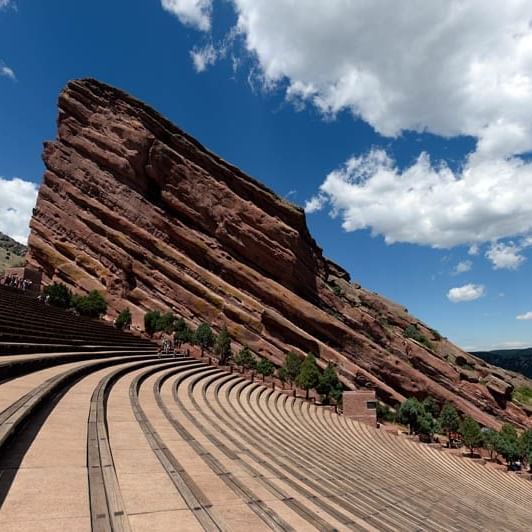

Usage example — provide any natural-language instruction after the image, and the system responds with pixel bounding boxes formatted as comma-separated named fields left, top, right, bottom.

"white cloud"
left=447, top=283, right=485, bottom=303
left=192, top=1, right=532, bottom=254
left=516, top=311, right=532, bottom=320
left=190, top=44, right=218, bottom=72
left=0, top=177, right=38, bottom=244
left=468, top=244, right=480, bottom=256
left=497, top=340, right=530, bottom=348
left=485, top=241, right=525, bottom=270
left=230, top=1, right=532, bottom=142
left=305, top=149, right=532, bottom=248
left=161, top=0, right=212, bottom=32
left=453, top=260, right=472, bottom=275
left=0, top=1, right=12, bottom=8
left=0, top=63, right=15, bottom=81
left=304, top=194, right=327, bottom=214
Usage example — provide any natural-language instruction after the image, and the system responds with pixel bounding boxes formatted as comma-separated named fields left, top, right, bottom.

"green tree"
left=482, top=428, right=499, bottom=460
left=438, top=403, right=461, bottom=444
left=173, top=318, right=192, bottom=348
left=73, top=290, right=107, bottom=318
left=460, top=416, right=483, bottom=456
left=277, top=367, right=288, bottom=388
left=496, top=424, right=520, bottom=465
left=234, top=346, right=257, bottom=371
left=256, top=358, right=275, bottom=381
left=144, top=310, right=161, bottom=336
left=376, top=403, right=395, bottom=423
left=519, top=429, right=532, bottom=469
left=422, top=396, right=440, bottom=418
left=330, top=386, right=343, bottom=413
left=316, top=363, right=342, bottom=404
left=283, top=352, right=302, bottom=387
left=43, top=282, right=72, bottom=308
left=214, top=326, right=232, bottom=365
left=194, top=323, right=215, bottom=356
left=417, top=412, right=438, bottom=441
left=115, top=308, right=132, bottom=330
left=397, top=398, right=424, bottom=434
left=295, top=353, right=320, bottom=400
left=157, top=312, right=176, bottom=333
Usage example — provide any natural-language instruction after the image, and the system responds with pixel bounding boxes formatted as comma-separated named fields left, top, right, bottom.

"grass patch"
left=513, top=386, right=532, bottom=405
left=404, top=324, right=433, bottom=350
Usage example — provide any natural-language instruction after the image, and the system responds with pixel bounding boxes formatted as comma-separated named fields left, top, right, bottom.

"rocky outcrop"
left=0, top=232, right=26, bottom=275
left=27, top=79, right=532, bottom=429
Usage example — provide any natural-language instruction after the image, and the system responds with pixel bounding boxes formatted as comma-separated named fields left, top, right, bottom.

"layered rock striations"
left=27, top=79, right=532, bottom=428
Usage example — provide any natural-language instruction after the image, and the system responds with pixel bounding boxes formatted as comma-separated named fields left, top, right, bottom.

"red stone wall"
left=343, top=390, right=377, bottom=427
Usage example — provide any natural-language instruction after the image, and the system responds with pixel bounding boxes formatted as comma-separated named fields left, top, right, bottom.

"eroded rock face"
left=27, top=79, right=532, bottom=429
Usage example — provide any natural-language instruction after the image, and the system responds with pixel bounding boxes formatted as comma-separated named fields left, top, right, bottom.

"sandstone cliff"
left=27, top=79, right=532, bottom=429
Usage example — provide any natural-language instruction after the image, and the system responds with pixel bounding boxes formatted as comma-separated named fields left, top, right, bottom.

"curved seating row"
left=1, top=351, right=531, bottom=531
left=0, top=286, right=154, bottom=350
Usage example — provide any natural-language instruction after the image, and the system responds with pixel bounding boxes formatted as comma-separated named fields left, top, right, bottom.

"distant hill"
left=0, top=232, right=26, bottom=275
left=473, top=348, right=532, bottom=379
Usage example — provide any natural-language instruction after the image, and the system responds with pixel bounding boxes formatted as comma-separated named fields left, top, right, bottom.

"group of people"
left=1, top=274, right=33, bottom=291
left=159, top=331, right=177, bottom=358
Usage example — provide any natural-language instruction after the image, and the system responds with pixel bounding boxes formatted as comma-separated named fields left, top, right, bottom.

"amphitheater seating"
left=0, top=285, right=154, bottom=353
left=1, top=290, right=532, bottom=530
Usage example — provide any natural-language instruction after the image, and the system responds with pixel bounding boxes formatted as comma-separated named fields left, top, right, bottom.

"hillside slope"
left=26, top=78, right=532, bottom=429
left=0, top=231, right=26, bottom=275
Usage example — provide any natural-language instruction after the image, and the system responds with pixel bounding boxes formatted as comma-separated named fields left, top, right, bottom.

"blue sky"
left=2, top=0, right=532, bottom=351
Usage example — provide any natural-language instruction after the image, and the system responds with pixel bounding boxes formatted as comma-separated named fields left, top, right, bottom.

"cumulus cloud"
left=516, top=311, right=532, bottom=320
left=453, top=260, right=472, bottom=275
left=161, top=0, right=212, bottom=32
left=0, top=177, right=38, bottom=244
left=0, top=62, right=15, bottom=81
left=305, top=149, right=532, bottom=248
left=232, top=1, right=532, bottom=142
left=447, top=283, right=485, bottom=303
left=208, top=1, right=532, bottom=254
left=304, top=194, right=327, bottom=214
left=485, top=241, right=525, bottom=270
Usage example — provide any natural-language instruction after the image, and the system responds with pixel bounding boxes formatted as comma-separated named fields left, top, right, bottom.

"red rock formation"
left=27, top=79, right=532, bottom=429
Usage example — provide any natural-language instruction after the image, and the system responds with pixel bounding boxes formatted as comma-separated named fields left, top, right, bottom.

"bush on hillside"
left=194, top=323, right=215, bottom=355
left=397, top=397, right=425, bottom=434
left=512, top=386, right=532, bottom=406
left=235, top=346, right=257, bottom=371
left=282, top=351, right=302, bottom=387
left=422, top=396, right=441, bottom=418
left=115, top=308, right=132, bottom=330
left=214, top=326, right=232, bottom=365
left=496, top=424, right=520, bottom=465
left=520, top=429, right=532, bottom=470
left=438, top=403, right=461, bottom=443
left=174, top=318, right=192, bottom=348
left=43, top=282, right=72, bottom=308
left=316, top=363, right=343, bottom=405
left=256, top=358, right=275, bottom=381
left=404, top=324, right=433, bottom=350
left=73, top=290, right=107, bottom=318
left=144, top=310, right=161, bottom=336
left=295, top=353, right=320, bottom=400
left=156, top=312, right=176, bottom=333
left=376, top=402, right=395, bottom=423
left=482, top=428, right=499, bottom=460
left=461, top=416, right=483, bottom=456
